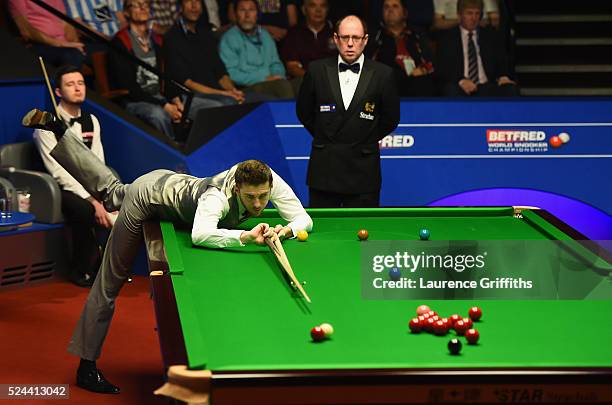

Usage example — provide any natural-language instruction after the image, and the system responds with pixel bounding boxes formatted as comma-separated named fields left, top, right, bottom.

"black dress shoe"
left=76, top=367, right=120, bottom=394
left=21, top=109, right=67, bottom=139
left=70, top=273, right=94, bottom=288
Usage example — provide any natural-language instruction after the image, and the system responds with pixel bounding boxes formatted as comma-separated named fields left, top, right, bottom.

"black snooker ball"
left=448, top=338, right=462, bottom=355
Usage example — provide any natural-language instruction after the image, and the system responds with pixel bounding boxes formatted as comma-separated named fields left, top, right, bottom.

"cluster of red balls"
left=409, top=304, right=482, bottom=346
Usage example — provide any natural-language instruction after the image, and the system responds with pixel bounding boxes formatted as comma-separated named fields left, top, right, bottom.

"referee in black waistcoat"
left=296, top=14, right=400, bottom=208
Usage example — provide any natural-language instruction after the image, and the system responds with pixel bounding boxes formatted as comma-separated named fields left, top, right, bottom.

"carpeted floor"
left=0, top=276, right=170, bottom=404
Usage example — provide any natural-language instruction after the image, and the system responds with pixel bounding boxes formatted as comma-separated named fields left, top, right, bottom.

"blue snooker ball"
left=419, top=229, right=430, bottom=240
left=388, top=267, right=401, bottom=281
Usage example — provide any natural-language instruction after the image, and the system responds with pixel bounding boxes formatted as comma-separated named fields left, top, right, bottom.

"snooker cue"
left=265, top=237, right=312, bottom=303
left=38, top=57, right=61, bottom=119
left=272, top=237, right=311, bottom=303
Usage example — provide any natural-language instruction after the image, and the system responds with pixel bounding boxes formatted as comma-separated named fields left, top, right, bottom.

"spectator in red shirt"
left=281, top=0, right=336, bottom=80
left=366, top=0, right=435, bottom=96
left=9, top=0, right=85, bottom=68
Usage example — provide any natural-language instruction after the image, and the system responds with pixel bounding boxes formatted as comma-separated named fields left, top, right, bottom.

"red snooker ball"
left=357, top=229, right=369, bottom=241
left=425, top=317, right=436, bottom=333
left=465, top=328, right=480, bottom=345
left=449, top=314, right=461, bottom=327
left=549, top=136, right=562, bottom=148
left=310, top=326, right=326, bottom=342
left=433, top=320, right=448, bottom=336
left=454, top=320, right=468, bottom=336
left=462, top=317, right=473, bottom=330
left=468, top=306, right=482, bottom=322
left=409, top=318, right=422, bottom=333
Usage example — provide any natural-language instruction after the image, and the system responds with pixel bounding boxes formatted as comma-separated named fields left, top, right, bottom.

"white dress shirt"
left=338, top=53, right=364, bottom=110
left=191, top=169, right=313, bottom=248
left=460, top=26, right=488, bottom=84
left=33, top=104, right=105, bottom=199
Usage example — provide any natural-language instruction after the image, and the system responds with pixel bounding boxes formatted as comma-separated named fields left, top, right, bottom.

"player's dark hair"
left=334, top=14, right=368, bottom=35
left=457, top=0, right=483, bottom=13
left=235, top=160, right=273, bottom=187
left=53, top=65, right=83, bottom=89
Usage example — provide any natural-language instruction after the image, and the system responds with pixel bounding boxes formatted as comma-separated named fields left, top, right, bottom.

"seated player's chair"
left=0, top=141, right=63, bottom=224
left=91, top=51, right=129, bottom=100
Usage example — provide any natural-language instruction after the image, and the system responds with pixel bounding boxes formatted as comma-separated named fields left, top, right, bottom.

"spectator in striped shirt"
left=64, top=0, right=127, bottom=40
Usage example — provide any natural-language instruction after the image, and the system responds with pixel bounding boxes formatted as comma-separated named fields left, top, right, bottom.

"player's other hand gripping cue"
left=240, top=223, right=272, bottom=246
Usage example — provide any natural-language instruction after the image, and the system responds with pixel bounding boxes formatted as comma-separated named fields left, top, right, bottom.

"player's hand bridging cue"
left=240, top=223, right=278, bottom=246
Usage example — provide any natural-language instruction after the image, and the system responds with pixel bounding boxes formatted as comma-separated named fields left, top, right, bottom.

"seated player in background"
left=22, top=108, right=313, bottom=394
left=366, top=0, right=436, bottom=97
left=33, top=65, right=114, bottom=287
left=220, top=0, right=294, bottom=99
left=435, top=0, right=517, bottom=97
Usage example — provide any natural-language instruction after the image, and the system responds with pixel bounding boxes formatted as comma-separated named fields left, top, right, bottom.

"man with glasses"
left=109, top=0, right=210, bottom=138
left=296, top=15, right=399, bottom=208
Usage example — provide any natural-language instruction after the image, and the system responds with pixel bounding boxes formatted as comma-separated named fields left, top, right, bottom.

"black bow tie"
left=339, top=62, right=360, bottom=74
left=69, top=116, right=83, bottom=126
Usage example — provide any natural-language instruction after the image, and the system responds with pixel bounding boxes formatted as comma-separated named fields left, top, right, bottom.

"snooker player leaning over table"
left=22, top=108, right=313, bottom=394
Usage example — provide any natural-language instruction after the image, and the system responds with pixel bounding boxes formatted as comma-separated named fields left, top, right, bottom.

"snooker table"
left=144, top=207, right=612, bottom=405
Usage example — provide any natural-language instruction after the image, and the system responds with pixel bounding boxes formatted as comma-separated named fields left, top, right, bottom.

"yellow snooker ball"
left=297, top=230, right=309, bottom=241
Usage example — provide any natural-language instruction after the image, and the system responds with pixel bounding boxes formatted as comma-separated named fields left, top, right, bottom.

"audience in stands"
left=228, top=0, right=298, bottom=41
left=367, top=0, right=435, bottom=96
left=432, top=0, right=499, bottom=31
left=220, top=0, right=293, bottom=99
left=33, top=65, right=113, bottom=287
left=150, top=0, right=180, bottom=34
left=327, top=0, right=365, bottom=24
left=109, top=0, right=210, bottom=138
left=367, top=0, right=434, bottom=33
left=281, top=0, right=336, bottom=81
left=203, top=0, right=231, bottom=32
left=164, top=0, right=256, bottom=106
left=435, top=0, right=517, bottom=96
left=9, top=0, right=85, bottom=67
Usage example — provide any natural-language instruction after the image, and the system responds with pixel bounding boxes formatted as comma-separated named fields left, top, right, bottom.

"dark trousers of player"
left=52, top=128, right=188, bottom=361
left=61, top=190, right=101, bottom=279
left=309, top=188, right=380, bottom=208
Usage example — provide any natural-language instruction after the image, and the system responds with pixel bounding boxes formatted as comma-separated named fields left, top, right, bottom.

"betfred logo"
left=487, top=130, right=546, bottom=142
left=379, top=134, right=414, bottom=149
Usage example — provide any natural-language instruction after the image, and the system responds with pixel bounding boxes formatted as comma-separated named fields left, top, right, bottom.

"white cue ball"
left=319, top=323, right=334, bottom=338
left=558, top=133, right=570, bottom=143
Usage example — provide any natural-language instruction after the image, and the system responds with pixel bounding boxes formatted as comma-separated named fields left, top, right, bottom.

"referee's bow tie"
left=339, top=62, right=360, bottom=73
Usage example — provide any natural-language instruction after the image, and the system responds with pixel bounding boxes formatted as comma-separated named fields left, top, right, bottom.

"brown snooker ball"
left=357, top=229, right=369, bottom=241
